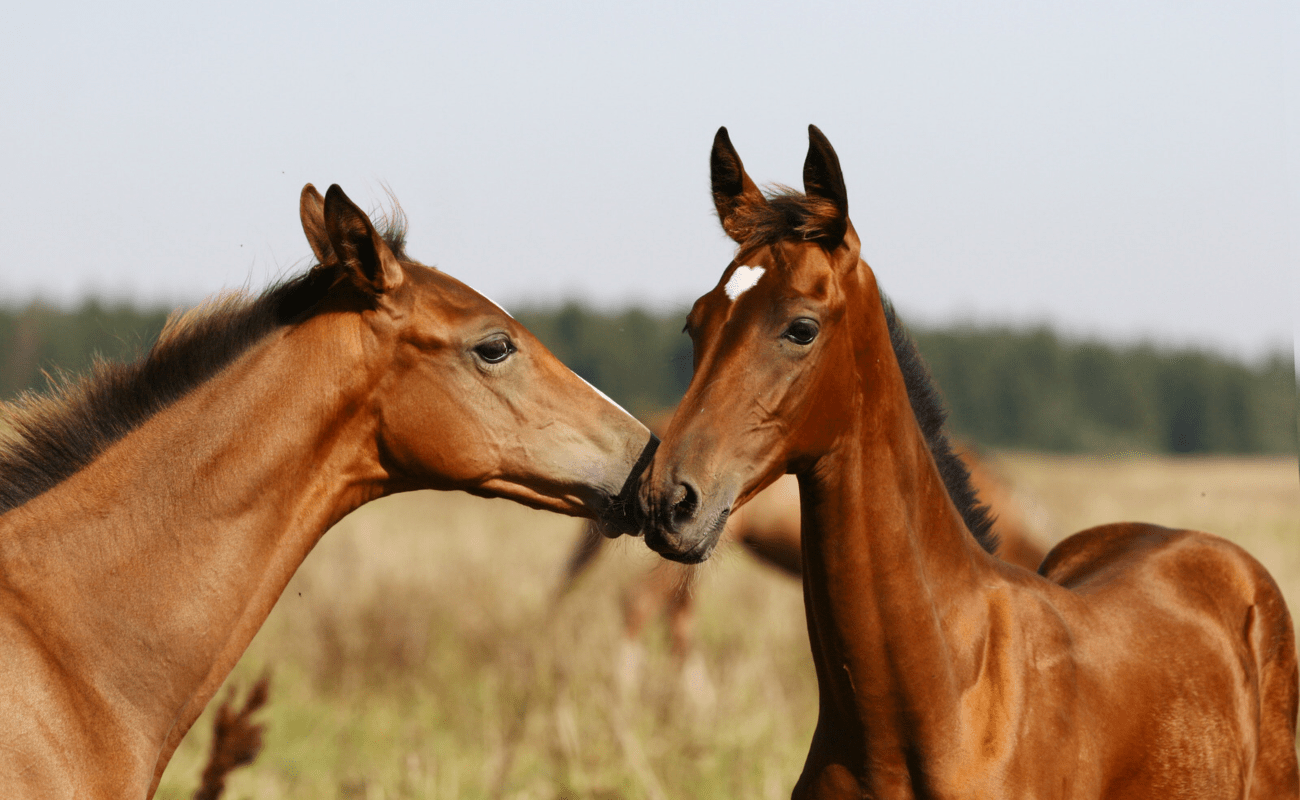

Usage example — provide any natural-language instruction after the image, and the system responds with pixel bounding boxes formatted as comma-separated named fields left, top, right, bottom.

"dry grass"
left=998, top=452, right=1300, bottom=615
left=156, top=453, right=1300, bottom=799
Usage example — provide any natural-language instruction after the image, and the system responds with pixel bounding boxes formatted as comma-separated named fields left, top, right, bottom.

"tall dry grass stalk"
left=155, top=454, right=1299, bottom=799
left=999, top=453, right=1300, bottom=614
left=193, top=675, right=271, bottom=800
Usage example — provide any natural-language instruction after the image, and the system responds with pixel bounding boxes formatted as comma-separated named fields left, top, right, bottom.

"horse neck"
left=795, top=282, right=1003, bottom=770
left=1, top=311, right=384, bottom=763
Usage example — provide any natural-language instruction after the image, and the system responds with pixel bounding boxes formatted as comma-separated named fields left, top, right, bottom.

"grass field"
left=156, top=452, right=1300, bottom=799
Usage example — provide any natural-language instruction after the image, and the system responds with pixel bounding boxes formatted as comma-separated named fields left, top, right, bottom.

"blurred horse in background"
left=559, top=410, right=1046, bottom=670
left=639, top=125, right=1298, bottom=798
left=0, top=185, right=654, bottom=799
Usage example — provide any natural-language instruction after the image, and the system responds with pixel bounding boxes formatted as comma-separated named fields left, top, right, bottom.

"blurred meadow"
left=155, top=451, right=1300, bottom=800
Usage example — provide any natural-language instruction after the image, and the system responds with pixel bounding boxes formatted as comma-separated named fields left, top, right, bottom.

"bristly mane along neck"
left=0, top=221, right=409, bottom=515
left=883, top=297, right=998, bottom=554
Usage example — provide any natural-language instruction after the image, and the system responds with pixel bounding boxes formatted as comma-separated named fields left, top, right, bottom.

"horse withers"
left=638, top=127, right=1298, bottom=799
left=0, top=185, right=654, bottom=799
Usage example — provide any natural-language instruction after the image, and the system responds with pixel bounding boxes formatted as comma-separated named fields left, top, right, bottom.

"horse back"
left=1040, top=522, right=1299, bottom=798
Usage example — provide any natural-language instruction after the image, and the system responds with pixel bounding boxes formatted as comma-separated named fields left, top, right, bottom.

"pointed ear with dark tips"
left=802, top=124, right=849, bottom=247
left=711, top=127, right=767, bottom=243
left=322, top=185, right=404, bottom=295
left=299, top=184, right=333, bottom=265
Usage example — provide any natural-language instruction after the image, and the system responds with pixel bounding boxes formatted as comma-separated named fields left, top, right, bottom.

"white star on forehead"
left=725, top=265, right=766, bottom=301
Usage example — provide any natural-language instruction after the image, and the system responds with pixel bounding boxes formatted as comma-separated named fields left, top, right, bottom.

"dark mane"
left=727, top=186, right=845, bottom=249
left=0, top=220, right=408, bottom=514
left=883, top=298, right=999, bottom=554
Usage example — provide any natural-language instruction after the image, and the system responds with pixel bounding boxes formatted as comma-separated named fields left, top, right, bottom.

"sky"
left=1, top=1, right=1296, bottom=362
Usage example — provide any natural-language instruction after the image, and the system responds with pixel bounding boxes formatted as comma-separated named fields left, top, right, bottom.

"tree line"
left=0, top=300, right=1294, bottom=455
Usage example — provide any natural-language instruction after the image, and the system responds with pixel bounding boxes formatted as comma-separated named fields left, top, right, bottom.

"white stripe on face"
left=571, top=369, right=638, bottom=422
left=462, top=277, right=632, bottom=423
left=461, top=276, right=514, bottom=318
left=724, top=266, right=766, bottom=301
left=480, top=292, right=513, bottom=318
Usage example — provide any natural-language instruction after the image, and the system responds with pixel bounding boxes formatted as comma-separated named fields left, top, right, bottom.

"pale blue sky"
left=1, top=1, right=1295, bottom=360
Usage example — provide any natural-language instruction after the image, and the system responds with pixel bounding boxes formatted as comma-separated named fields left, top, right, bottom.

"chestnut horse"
left=0, top=185, right=654, bottom=799
left=559, top=428, right=1046, bottom=661
left=639, top=126, right=1298, bottom=798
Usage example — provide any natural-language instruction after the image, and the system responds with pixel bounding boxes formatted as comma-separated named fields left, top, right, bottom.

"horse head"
left=301, top=184, right=655, bottom=533
left=639, top=126, right=880, bottom=561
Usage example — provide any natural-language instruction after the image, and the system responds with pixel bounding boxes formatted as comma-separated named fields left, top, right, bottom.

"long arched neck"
left=0, top=311, right=387, bottom=791
left=795, top=274, right=1005, bottom=781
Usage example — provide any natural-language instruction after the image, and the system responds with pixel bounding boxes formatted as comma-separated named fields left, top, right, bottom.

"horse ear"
left=322, top=185, right=404, bottom=295
left=299, top=184, right=333, bottom=264
left=802, top=125, right=849, bottom=248
left=711, top=127, right=767, bottom=243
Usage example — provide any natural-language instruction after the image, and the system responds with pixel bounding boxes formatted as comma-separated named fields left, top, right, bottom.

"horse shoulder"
left=0, top=513, right=155, bottom=798
left=0, top=612, right=118, bottom=798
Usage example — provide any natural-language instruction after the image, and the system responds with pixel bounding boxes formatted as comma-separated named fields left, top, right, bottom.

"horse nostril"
left=669, top=481, right=699, bottom=528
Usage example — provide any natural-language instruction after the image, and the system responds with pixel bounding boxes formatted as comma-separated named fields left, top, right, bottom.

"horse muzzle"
left=594, top=432, right=660, bottom=537
left=638, top=471, right=734, bottom=564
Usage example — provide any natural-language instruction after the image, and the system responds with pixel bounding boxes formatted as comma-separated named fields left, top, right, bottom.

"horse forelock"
left=727, top=186, right=844, bottom=250
left=370, top=201, right=410, bottom=262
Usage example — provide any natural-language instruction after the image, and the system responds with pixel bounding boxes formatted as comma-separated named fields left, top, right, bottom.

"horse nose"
left=668, top=480, right=700, bottom=530
left=639, top=471, right=699, bottom=532
left=641, top=472, right=718, bottom=563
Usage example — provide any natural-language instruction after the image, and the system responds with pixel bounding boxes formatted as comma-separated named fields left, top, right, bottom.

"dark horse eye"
left=784, top=318, right=819, bottom=346
left=474, top=336, right=515, bottom=364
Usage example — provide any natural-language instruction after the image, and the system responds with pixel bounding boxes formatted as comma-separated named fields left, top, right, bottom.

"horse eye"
left=474, top=336, right=515, bottom=364
left=784, top=318, right=819, bottom=346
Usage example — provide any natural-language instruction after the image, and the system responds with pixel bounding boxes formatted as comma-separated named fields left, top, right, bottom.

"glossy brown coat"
left=638, top=127, right=1298, bottom=799
left=0, top=185, right=653, bottom=799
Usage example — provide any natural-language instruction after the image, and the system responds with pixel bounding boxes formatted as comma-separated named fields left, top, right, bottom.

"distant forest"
left=0, top=300, right=1295, bottom=455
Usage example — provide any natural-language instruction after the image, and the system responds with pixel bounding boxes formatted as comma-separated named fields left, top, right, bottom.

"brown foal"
left=638, top=126, right=1298, bottom=799
left=0, top=185, right=654, bottom=799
